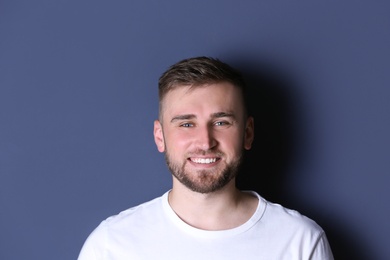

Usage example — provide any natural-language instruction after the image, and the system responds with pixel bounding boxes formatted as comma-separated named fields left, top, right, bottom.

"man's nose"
left=195, top=125, right=217, bottom=150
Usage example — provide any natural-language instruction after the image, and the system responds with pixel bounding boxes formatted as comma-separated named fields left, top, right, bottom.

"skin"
left=154, top=82, right=257, bottom=230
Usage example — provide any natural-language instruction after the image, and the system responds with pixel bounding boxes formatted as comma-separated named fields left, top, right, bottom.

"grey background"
left=1, top=0, right=389, bottom=259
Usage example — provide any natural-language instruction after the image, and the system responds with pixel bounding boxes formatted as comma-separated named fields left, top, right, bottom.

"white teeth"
left=191, top=158, right=217, bottom=164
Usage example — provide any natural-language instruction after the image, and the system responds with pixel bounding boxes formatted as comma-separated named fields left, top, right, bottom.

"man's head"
left=154, top=57, right=254, bottom=194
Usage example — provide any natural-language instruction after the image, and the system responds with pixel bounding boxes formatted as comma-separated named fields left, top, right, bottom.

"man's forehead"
left=163, top=82, right=240, bottom=100
left=159, top=82, right=246, bottom=118
left=163, top=87, right=236, bottom=107
left=165, top=83, right=214, bottom=97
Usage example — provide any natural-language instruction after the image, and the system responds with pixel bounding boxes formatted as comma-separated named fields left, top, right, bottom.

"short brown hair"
left=158, top=56, right=247, bottom=115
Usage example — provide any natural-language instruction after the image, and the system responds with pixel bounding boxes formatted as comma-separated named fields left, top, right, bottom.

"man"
left=78, top=57, right=333, bottom=259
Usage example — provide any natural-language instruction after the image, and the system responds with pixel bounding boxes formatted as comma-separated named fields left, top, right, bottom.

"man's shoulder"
left=260, top=196, right=324, bottom=235
left=78, top=193, right=169, bottom=259
left=101, top=193, right=166, bottom=229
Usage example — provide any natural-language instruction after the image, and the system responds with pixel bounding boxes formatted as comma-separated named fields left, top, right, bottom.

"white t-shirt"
left=78, top=191, right=333, bottom=260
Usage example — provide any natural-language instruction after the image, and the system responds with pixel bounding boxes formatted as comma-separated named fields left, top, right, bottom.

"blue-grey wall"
left=1, top=1, right=389, bottom=259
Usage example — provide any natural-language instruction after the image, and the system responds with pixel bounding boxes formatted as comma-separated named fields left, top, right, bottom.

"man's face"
left=154, top=82, right=254, bottom=194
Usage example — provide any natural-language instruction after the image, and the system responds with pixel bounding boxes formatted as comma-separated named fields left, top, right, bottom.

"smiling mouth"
left=189, top=158, right=219, bottom=164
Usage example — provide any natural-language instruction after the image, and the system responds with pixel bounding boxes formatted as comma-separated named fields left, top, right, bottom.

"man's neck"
left=168, top=180, right=258, bottom=231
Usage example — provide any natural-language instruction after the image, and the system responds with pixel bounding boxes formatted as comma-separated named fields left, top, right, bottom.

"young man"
left=78, top=57, right=334, bottom=259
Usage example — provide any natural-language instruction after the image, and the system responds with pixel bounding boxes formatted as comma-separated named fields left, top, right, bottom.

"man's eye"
left=180, top=123, right=193, bottom=127
left=215, top=121, right=229, bottom=126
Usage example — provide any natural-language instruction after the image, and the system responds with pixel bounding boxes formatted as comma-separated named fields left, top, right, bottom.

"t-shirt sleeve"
left=78, top=221, right=107, bottom=260
left=310, top=231, right=334, bottom=260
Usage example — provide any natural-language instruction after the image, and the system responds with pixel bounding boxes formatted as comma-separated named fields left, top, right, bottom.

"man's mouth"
left=189, top=158, right=219, bottom=164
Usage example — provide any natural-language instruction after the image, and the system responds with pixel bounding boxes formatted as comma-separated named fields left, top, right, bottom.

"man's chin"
left=177, top=173, right=232, bottom=194
left=185, top=183, right=224, bottom=194
left=167, top=156, right=241, bottom=193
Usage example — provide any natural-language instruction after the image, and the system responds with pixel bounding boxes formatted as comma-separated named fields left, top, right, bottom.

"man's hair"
left=158, top=56, right=248, bottom=116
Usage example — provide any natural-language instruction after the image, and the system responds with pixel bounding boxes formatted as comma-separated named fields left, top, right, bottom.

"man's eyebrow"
left=211, top=112, right=235, bottom=119
left=170, top=112, right=235, bottom=123
left=170, top=114, right=196, bottom=123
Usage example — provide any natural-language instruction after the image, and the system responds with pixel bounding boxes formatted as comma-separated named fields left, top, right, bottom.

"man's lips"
left=188, top=157, right=220, bottom=164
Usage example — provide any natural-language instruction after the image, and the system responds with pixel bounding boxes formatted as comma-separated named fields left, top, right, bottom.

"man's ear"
left=244, top=117, right=254, bottom=150
left=154, top=120, right=165, bottom=152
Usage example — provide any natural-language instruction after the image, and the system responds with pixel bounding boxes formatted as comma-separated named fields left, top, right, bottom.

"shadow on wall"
left=231, top=59, right=371, bottom=260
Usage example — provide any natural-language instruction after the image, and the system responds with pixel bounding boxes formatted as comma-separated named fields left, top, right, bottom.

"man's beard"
left=165, top=149, right=243, bottom=194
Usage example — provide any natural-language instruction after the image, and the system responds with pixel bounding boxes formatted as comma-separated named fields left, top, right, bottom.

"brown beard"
left=164, top=150, right=243, bottom=194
